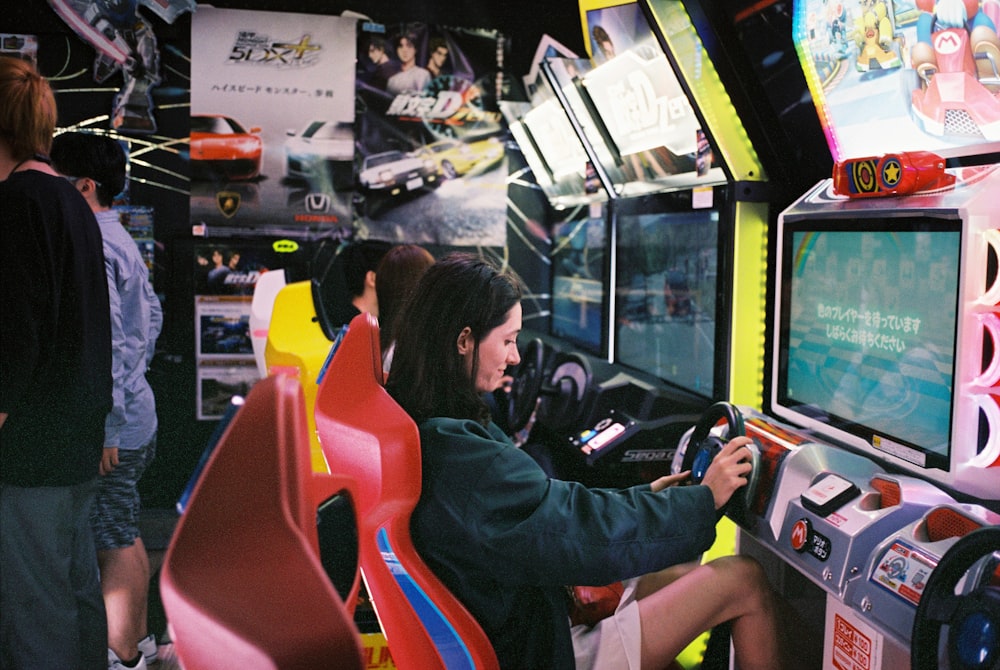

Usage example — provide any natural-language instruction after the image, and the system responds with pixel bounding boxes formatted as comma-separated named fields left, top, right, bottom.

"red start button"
left=791, top=519, right=810, bottom=552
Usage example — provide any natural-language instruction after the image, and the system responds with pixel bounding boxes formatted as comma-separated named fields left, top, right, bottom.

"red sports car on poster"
left=190, top=114, right=263, bottom=181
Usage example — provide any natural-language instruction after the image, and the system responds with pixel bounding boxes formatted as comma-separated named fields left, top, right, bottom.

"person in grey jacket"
left=52, top=132, right=162, bottom=670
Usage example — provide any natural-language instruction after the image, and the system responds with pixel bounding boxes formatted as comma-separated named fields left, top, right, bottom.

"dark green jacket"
left=412, top=417, right=717, bottom=669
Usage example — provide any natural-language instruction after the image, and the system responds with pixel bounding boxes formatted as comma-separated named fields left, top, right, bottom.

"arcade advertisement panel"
left=793, top=0, right=1000, bottom=161
left=192, top=237, right=313, bottom=419
left=117, top=205, right=156, bottom=283
left=516, top=80, right=597, bottom=207
left=45, top=0, right=195, bottom=134
left=355, top=21, right=509, bottom=247
left=190, top=7, right=357, bottom=232
left=573, top=0, right=724, bottom=194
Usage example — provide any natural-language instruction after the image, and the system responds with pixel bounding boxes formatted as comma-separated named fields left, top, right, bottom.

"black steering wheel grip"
left=681, top=402, right=758, bottom=526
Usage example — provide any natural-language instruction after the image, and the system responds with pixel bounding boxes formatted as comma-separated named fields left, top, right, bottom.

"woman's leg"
left=636, top=555, right=781, bottom=670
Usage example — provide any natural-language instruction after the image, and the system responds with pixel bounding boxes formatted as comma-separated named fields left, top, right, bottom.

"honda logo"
left=305, top=192, right=332, bottom=213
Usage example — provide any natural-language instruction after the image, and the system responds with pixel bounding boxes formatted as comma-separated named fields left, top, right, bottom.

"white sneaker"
left=108, top=648, right=148, bottom=670
left=137, top=634, right=159, bottom=664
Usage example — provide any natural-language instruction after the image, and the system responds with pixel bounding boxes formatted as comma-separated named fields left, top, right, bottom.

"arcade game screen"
left=614, top=193, right=723, bottom=399
left=551, top=204, right=609, bottom=354
left=775, top=218, right=962, bottom=469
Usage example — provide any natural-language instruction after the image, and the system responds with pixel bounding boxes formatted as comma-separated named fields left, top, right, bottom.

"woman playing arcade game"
left=385, top=253, right=784, bottom=670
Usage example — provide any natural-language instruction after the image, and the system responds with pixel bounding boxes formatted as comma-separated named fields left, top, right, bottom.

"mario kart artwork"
left=910, top=0, right=1000, bottom=140
left=852, top=0, right=904, bottom=71
left=47, top=0, right=195, bottom=133
left=794, top=0, right=1000, bottom=160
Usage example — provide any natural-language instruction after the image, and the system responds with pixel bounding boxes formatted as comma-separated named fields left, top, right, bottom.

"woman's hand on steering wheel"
left=699, top=436, right=754, bottom=511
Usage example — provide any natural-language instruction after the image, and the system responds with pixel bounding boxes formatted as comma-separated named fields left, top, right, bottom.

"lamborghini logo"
left=216, top=191, right=241, bottom=218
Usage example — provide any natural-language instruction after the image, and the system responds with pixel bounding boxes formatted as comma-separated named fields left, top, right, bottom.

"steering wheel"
left=534, top=352, right=592, bottom=434
left=911, top=526, right=1000, bottom=670
left=507, top=338, right=546, bottom=434
left=680, top=402, right=759, bottom=527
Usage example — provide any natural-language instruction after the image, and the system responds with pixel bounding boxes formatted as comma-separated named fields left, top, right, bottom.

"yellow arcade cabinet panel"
left=264, top=279, right=334, bottom=473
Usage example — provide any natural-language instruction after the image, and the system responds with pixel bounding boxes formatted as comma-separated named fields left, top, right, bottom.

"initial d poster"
left=355, top=21, right=510, bottom=247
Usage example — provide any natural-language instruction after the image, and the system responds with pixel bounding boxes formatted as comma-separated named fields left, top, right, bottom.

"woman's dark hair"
left=386, top=252, right=522, bottom=425
left=375, top=244, right=435, bottom=354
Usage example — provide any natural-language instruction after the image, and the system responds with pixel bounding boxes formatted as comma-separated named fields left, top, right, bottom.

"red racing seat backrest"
left=314, top=312, right=500, bottom=670
left=160, top=374, right=364, bottom=670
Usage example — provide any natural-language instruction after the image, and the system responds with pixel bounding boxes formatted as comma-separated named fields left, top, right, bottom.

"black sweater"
left=0, top=170, right=112, bottom=486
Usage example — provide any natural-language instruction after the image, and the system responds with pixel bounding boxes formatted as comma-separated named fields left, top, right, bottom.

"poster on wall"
left=190, top=7, right=357, bottom=234
left=195, top=296, right=253, bottom=359
left=196, top=359, right=258, bottom=421
left=576, top=0, right=712, bottom=187
left=192, top=238, right=314, bottom=417
left=355, top=21, right=510, bottom=246
left=45, top=0, right=195, bottom=134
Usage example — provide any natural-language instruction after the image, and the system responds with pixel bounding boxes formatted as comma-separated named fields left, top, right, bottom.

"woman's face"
left=458, top=303, right=522, bottom=394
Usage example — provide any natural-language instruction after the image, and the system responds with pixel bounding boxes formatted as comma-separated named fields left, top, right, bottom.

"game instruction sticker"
left=870, top=540, right=936, bottom=606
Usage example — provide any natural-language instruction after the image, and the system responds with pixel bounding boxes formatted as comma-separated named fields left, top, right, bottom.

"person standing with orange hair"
left=0, top=56, right=113, bottom=669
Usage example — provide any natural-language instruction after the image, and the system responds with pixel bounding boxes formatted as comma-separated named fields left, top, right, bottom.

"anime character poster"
left=355, top=21, right=510, bottom=246
left=190, top=7, right=356, bottom=233
left=579, top=1, right=707, bottom=181
left=193, top=239, right=313, bottom=298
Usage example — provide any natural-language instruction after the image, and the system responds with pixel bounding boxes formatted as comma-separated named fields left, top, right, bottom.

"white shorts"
left=570, top=577, right=642, bottom=670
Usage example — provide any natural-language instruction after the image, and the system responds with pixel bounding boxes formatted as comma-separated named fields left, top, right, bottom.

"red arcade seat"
left=314, top=312, right=500, bottom=670
left=160, top=374, right=364, bottom=670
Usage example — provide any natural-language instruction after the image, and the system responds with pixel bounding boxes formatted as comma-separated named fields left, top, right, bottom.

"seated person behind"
left=385, top=253, right=784, bottom=670
left=321, top=239, right=393, bottom=331
left=374, top=243, right=435, bottom=374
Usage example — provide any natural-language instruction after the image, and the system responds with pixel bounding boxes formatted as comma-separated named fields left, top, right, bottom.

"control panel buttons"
left=790, top=517, right=832, bottom=562
left=791, top=519, right=810, bottom=552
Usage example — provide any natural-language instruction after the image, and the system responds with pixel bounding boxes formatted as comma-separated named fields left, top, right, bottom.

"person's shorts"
left=570, top=576, right=642, bottom=670
left=91, top=437, right=156, bottom=551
